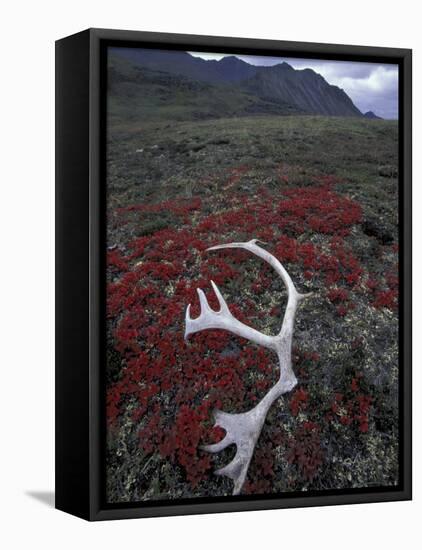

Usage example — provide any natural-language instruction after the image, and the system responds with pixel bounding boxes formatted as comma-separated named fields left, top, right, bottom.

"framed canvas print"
left=55, top=28, right=412, bottom=520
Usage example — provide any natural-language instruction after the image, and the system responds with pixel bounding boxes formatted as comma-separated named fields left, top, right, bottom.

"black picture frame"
left=55, top=27, right=412, bottom=521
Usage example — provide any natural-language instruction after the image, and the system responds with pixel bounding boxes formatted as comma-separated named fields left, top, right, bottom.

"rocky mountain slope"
left=110, top=47, right=363, bottom=118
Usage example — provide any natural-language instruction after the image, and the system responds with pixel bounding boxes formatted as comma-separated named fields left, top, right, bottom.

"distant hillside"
left=110, top=48, right=363, bottom=118
left=109, top=48, right=256, bottom=84
left=107, top=53, right=303, bottom=126
left=364, top=111, right=382, bottom=120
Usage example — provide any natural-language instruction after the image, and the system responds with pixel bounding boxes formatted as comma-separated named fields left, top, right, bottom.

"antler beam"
left=185, top=239, right=312, bottom=495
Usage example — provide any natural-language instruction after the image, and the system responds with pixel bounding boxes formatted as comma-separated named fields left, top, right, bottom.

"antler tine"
left=200, top=434, right=233, bottom=454
left=196, top=288, right=212, bottom=313
left=210, top=280, right=231, bottom=314
left=200, top=403, right=270, bottom=496
left=184, top=279, right=276, bottom=349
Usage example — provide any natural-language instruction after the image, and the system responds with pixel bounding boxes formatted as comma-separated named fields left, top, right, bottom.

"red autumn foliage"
left=106, top=172, right=393, bottom=491
left=286, top=422, right=324, bottom=481
left=289, top=387, right=309, bottom=417
left=329, top=373, right=373, bottom=434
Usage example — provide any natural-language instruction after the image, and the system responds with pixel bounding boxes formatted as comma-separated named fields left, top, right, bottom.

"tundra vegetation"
left=105, top=53, right=399, bottom=503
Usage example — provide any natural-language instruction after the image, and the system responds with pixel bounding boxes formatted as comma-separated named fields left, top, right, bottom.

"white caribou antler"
left=185, top=239, right=312, bottom=495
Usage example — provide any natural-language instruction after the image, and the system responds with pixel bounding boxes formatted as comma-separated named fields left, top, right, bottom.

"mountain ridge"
left=110, top=48, right=363, bottom=118
left=107, top=55, right=304, bottom=126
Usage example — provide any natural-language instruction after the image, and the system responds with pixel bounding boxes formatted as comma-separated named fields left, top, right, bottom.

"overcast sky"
left=189, top=52, right=399, bottom=119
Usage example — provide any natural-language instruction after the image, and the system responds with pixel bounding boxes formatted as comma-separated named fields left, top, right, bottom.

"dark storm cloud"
left=189, top=52, right=399, bottom=119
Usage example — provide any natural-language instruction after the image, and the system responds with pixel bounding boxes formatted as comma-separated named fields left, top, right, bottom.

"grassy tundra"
left=106, top=93, right=399, bottom=501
